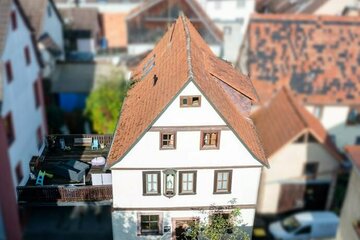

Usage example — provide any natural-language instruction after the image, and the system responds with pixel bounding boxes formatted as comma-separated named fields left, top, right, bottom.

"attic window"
left=142, top=55, right=155, bottom=78
left=180, top=96, right=201, bottom=107
left=201, top=131, right=220, bottom=149
left=347, top=108, right=360, bottom=125
left=10, top=11, right=17, bottom=30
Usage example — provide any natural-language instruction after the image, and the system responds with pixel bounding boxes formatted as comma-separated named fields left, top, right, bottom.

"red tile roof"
left=245, top=14, right=360, bottom=105
left=251, top=87, right=341, bottom=160
left=100, top=12, right=127, bottom=48
left=345, top=146, right=360, bottom=171
left=105, top=15, right=268, bottom=169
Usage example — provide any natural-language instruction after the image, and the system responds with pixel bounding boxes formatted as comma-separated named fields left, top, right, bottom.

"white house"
left=19, top=0, right=65, bottom=77
left=0, top=0, right=47, bottom=190
left=238, top=14, right=360, bottom=152
left=252, top=88, right=341, bottom=214
left=337, top=146, right=360, bottom=240
left=196, top=0, right=255, bottom=63
left=106, top=15, right=269, bottom=239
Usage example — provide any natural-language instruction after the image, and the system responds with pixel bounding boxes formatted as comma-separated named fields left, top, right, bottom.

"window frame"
left=160, top=132, right=176, bottom=150
left=213, top=170, right=232, bottom=194
left=5, top=61, right=13, bottom=83
left=200, top=130, right=220, bottom=150
left=4, top=112, right=15, bottom=146
left=179, top=171, right=197, bottom=195
left=142, top=171, right=161, bottom=196
left=137, top=212, right=163, bottom=236
left=180, top=95, right=201, bottom=108
left=303, top=162, right=319, bottom=179
left=10, top=11, right=17, bottom=30
left=24, top=46, right=31, bottom=65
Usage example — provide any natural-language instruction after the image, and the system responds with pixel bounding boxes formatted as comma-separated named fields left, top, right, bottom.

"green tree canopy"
left=85, top=72, right=128, bottom=134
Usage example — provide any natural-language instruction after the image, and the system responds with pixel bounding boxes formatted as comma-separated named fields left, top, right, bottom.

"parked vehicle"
left=269, top=211, right=339, bottom=240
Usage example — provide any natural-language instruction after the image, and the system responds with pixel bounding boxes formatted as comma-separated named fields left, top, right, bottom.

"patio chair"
left=91, top=139, right=99, bottom=150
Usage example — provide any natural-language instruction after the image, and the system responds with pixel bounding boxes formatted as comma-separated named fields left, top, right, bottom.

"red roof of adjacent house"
left=105, top=15, right=267, bottom=169
left=345, top=146, right=360, bottom=171
left=251, top=87, right=341, bottom=160
left=245, top=14, right=360, bottom=105
left=101, top=12, right=127, bottom=48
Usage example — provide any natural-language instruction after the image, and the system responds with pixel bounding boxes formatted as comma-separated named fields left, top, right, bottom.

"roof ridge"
left=283, top=87, right=309, bottom=129
left=180, top=14, right=194, bottom=81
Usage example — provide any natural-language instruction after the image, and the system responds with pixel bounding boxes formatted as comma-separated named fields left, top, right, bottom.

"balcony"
left=17, top=185, right=112, bottom=203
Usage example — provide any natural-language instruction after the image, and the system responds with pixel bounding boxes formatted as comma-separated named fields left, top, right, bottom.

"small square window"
left=160, top=132, right=176, bottom=149
left=304, top=162, right=318, bottom=179
left=214, top=170, right=232, bottom=194
left=15, top=162, right=23, bottom=184
left=24, top=46, right=31, bottom=65
left=4, top=112, right=15, bottom=146
left=11, top=11, right=17, bottom=30
left=143, top=171, right=161, bottom=195
left=138, top=213, right=162, bottom=235
left=201, top=131, right=220, bottom=149
left=180, top=96, right=201, bottom=107
left=347, top=107, right=360, bottom=125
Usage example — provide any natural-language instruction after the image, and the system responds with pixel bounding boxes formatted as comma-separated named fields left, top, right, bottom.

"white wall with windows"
left=1, top=3, right=46, bottom=189
left=305, top=105, right=360, bottom=150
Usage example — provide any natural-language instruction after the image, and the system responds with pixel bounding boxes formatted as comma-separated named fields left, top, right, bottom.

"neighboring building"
left=50, top=61, right=125, bottom=112
left=59, top=7, right=100, bottom=60
left=337, top=146, right=360, bottom=240
left=238, top=14, right=360, bottom=151
left=256, top=0, right=359, bottom=15
left=252, top=88, right=341, bottom=214
left=126, top=0, right=223, bottom=56
left=0, top=0, right=47, bottom=189
left=19, top=0, right=65, bottom=77
left=100, top=12, right=128, bottom=53
left=53, top=0, right=140, bottom=12
left=107, top=15, right=269, bottom=239
left=197, top=0, right=255, bottom=62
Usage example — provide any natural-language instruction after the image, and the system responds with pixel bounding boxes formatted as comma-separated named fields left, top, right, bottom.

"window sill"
left=179, top=192, right=196, bottom=195
left=160, top=147, right=176, bottom=150
left=200, top=145, right=219, bottom=150
left=143, top=193, right=161, bottom=196
left=138, top=232, right=162, bottom=236
left=213, top=191, right=231, bottom=195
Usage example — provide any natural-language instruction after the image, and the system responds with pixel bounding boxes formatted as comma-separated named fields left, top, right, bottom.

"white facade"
left=111, top=81, right=263, bottom=239
left=305, top=105, right=360, bottom=151
left=1, top=3, right=46, bottom=189
left=257, top=142, right=339, bottom=214
left=196, top=0, right=255, bottom=62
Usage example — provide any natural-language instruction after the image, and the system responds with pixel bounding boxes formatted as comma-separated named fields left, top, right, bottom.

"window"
left=37, top=126, right=43, bottom=150
left=295, top=225, right=311, bottom=235
left=11, top=11, right=17, bottom=30
left=5, top=61, right=13, bottom=83
left=163, top=169, right=176, bottom=197
left=138, top=213, right=162, bottom=235
left=224, top=26, right=232, bottom=35
left=201, top=131, right=220, bottom=149
left=214, top=170, right=232, bottom=194
left=180, top=96, right=201, bottom=107
left=24, top=46, right=31, bottom=65
left=313, top=106, right=323, bottom=119
left=347, top=107, right=360, bottom=125
left=4, top=112, right=15, bottom=146
left=47, top=4, right=52, bottom=17
left=356, top=136, right=360, bottom=145
left=236, top=0, right=245, bottom=8
left=304, top=162, right=318, bottom=179
left=143, top=171, right=161, bottom=195
left=15, top=162, right=23, bottom=184
left=160, top=132, right=176, bottom=149
left=33, top=80, right=41, bottom=108
left=179, top=171, right=197, bottom=195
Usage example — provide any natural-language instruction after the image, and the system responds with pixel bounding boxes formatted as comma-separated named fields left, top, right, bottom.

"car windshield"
left=281, top=216, right=301, bottom=232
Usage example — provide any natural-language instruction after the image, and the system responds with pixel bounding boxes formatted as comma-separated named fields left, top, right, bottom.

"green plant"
left=84, top=72, right=129, bottom=134
left=185, top=199, right=250, bottom=240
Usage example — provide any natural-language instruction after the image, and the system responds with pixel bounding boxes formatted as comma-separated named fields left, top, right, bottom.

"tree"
left=185, top=200, right=250, bottom=240
left=84, top=72, right=128, bottom=134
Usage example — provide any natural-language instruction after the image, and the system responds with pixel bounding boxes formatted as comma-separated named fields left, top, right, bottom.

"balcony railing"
left=17, top=185, right=112, bottom=203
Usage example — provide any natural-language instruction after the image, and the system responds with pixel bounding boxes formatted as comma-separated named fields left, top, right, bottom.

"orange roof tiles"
left=345, top=146, right=360, bottom=171
left=246, top=14, right=360, bottom=105
left=105, top=16, right=268, bottom=169
left=251, top=87, right=341, bottom=160
left=101, top=12, right=127, bottom=48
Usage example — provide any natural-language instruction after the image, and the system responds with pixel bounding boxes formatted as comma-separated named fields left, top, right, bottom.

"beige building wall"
left=257, top=142, right=339, bottom=214
left=337, top=168, right=360, bottom=240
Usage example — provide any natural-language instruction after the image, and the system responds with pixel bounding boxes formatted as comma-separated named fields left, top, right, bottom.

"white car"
left=269, top=211, right=339, bottom=240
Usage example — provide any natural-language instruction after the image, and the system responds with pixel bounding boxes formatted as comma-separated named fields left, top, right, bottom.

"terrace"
left=17, top=134, right=113, bottom=204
